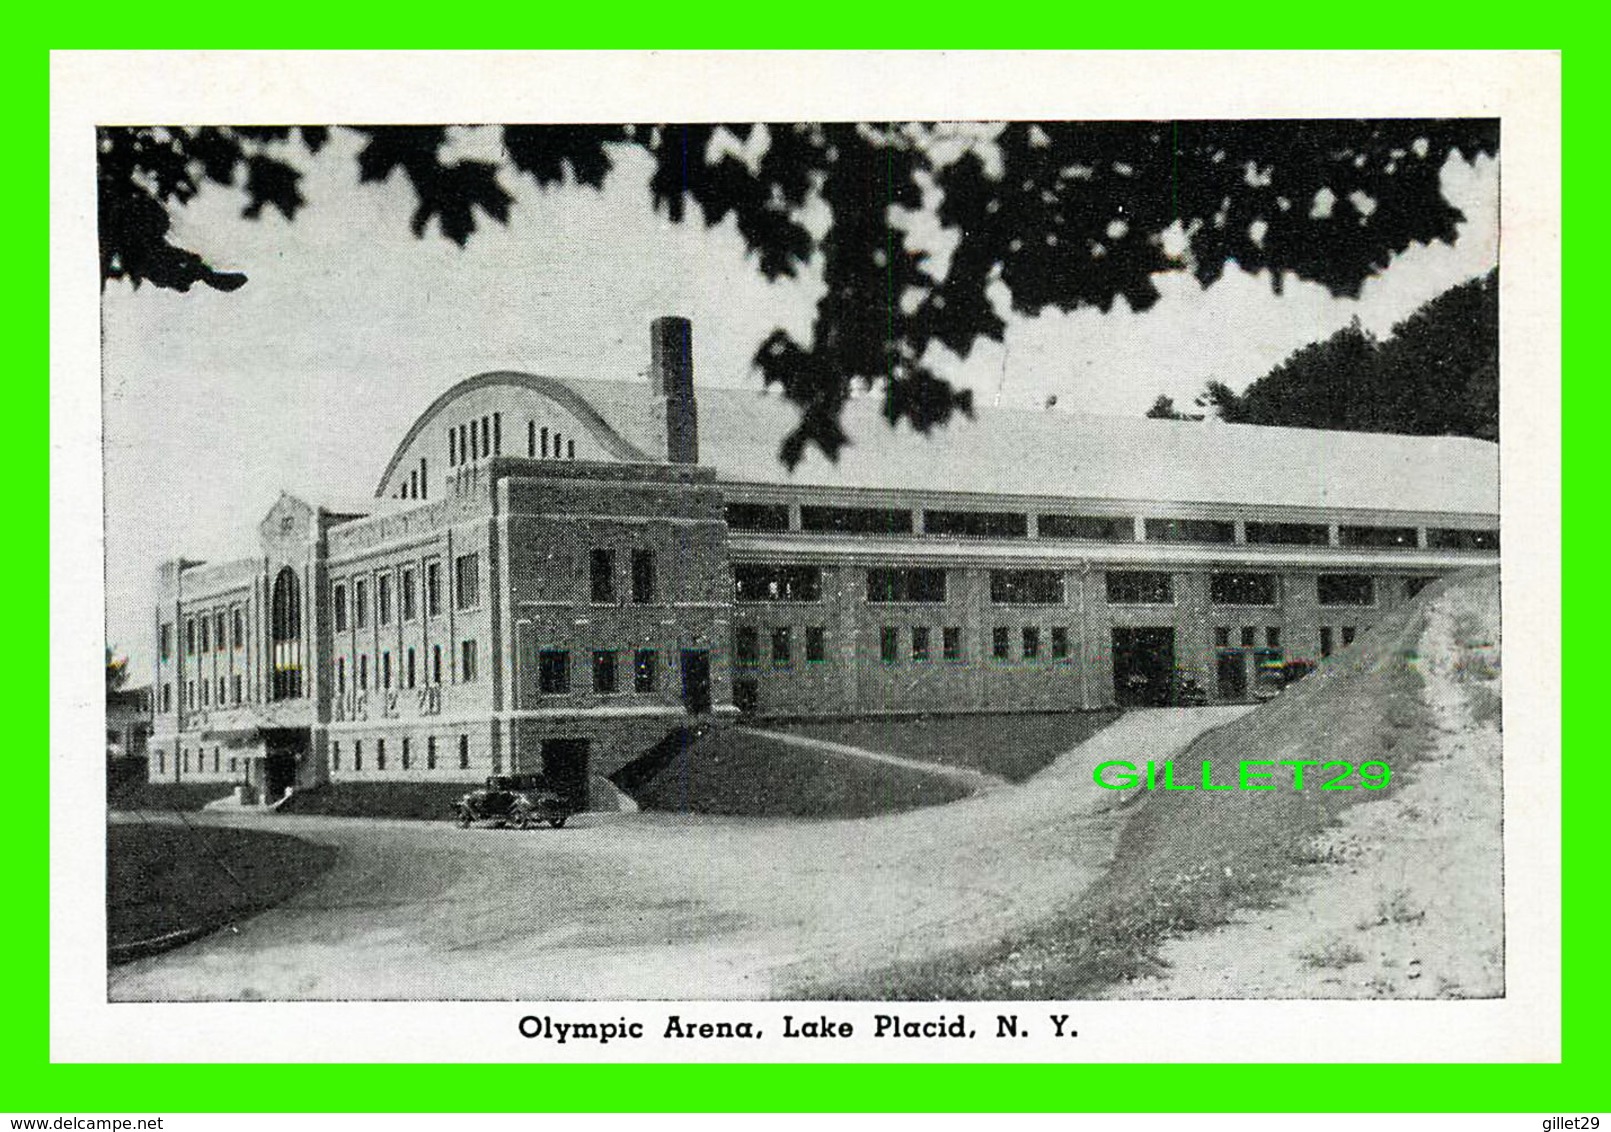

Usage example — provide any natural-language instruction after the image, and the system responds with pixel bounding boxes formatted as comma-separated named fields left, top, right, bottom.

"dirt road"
left=109, top=707, right=1250, bottom=1002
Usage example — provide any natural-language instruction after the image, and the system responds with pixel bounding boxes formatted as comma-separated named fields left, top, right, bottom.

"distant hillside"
left=1151, top=269, right=1498, bottom=440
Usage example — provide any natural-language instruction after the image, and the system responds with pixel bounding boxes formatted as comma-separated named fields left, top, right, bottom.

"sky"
left=100, top=128, right=1499, bottom=679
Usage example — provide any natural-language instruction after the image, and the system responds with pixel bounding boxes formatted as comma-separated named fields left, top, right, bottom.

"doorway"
left=1111, top=627, right=1176, bottom=707
left=540, top=738, right=590, bottom=811
left=680, top=649, right=712, bottom=714
left=262, top=728, right=308, bottom=799
left=1217, top=650, right=1249, bottom=701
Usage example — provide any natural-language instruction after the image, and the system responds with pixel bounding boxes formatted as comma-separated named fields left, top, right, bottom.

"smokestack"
left=650, top=316, right=699, bottom=464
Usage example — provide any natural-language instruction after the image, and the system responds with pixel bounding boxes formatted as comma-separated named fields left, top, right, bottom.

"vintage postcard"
left=51, top=50, right=1561, bottom=1063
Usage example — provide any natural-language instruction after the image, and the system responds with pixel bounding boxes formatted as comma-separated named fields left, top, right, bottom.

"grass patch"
left=618, top=726, right=968, bottom=818
left=817, top=572, right=1492, bottom=1000
left=765, top=710, right=1122, bottom=782
left=108, top=822, right=337, bottom=962
left=277, top=781, right=476, bottom=822
left=1297, top=938, right=1366, bottom=969
left=108, top=780, right=235, bottom=813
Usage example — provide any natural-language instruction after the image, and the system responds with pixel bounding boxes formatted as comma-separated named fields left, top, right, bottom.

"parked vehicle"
left=1169, top=671, right=1209, bottom=707
left=454, top=774, right=572, bottom=829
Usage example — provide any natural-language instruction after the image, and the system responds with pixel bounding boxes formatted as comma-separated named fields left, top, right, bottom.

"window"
left=1145, top=517, right=1235, bottom=544
left=200, top=616, right=210, bottom=653
left=540, top=426, right=549, bottom=458
left=401, top=566, right=417, bottom=621
left=354, top=578, right=369, bottom=628
left=880, top=626, right=900, bottom=663
left=1211, top=572, right=1277, bottom=606
left=567, top=439, right=575, bottom=459
left=735, top=626, right=760, bottom=665
left=592, top=650, right=618, bottom=693
left=1340, top=525, right=1417, bottom=549
left=725, top=502, right=790, bottom=531
left=337, top=657, right=346, bottom=696
left=771, top=627, right=792, bottom=667
left=182, top=749, right=189, bottom=774
left=1022, top=626, right=1041, bottom=659
left=1403, top=577, right=1435, bottom=599
left=353, top=741, right=362, bottom=771
left=200, top=679, right=208, bottom=706
left=401, top=738, right=411, bottom=770
left=158, top=751, right=165, bottom=774
left=1245, top=520, right=1330, bottom=546
left=432, top=644, right=442, bottom=685
left=1318, top=574, right=1375, bottom=606
left=538, top=650, right=570, bottom=694
left=376, top=739, right=386, bottom=771
left=455, top=553, right=479, bottom=610
left=231, top=675, right=241, bottom=703
left=1342, top=626, right=1357, bottom=647
left=216, top=611, right=226, bottom=649
left=591, top=549, right=616, bottom=603
left=160, top=623, right=172, bottom=661
left=187, top=681, right=195, bottom=708
left=470, top=418, right=479, bottom=458
left=1106, top=571, right=1174, bottom=605
left=1051, top=627, right=1070, bottom=659
left=214, top=748, right=221, bottom=773
left=407, top=647, right=417, bottom=689
left=460, top=639, right=478, bottom=682
left=631, top=549, right=655, bottom=603
left=800, top=505, right=913, bottom=535
left=1037, top=514, right=1131, bottom=540
left=634, top=649, right=657, bottom=693
left=991, top=570, right=1064, bottom=605
left=481, top=415, right=490, bottom=456
left=186, top=618, right=196, bottom=655
left=1240, top=627, right=1256, bottom=648
left=1214, top=626, right=1232, bottom=648
left=427, top=736, right=437, bottom=770
left=332, top=742, right=340, bottom=772
left=459, top=734, right=470, bottom=769
left=493, top=412, right=501, bottom=455
left=383, top=651, right=393, bottom=689
left=733, top=564, right=822, bottom=603
left=378, top=573, right=393, bottom=624
left=426, top=562, right=442, bottom=616
left=334, top=583, right=348, bottom=630
left=866, top=567, right=947, bottom=603
left=943, top=626, right=962, bottom=661
left=806, top=626, right=827, bottom=663
left=359, top=654, right=369, bottom=690
left=924, top=509, right=1028, bottom=538
left=1266, top=627, right=1282, bottom=648
left=1428, top=528, right=1500, bottom=551
left=911, top=626, right=930, bottom=662
left=1320, top=627, right=1335, bottom=657
left=161, top=683, right=171, bottom=712
left=992, top=627, right=1011, bottom=660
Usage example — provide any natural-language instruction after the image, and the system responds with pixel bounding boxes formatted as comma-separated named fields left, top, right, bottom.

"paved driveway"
left=109, top=707, right=1251, bottom=1001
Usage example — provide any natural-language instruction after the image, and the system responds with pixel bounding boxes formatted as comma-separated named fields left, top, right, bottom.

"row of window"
left=724, top=503, right=1497, bottom=550
left=333, top=734, right=472, bottom=772
left=533, top=648, right=659, bottom=696
left=734, top=566, right=1408, bottom=609
left=336, top=639, right=477, bottom=694
left=165, top=606, right=246, bottom=661
left=734, top=624, right=1074, bottom=666
left=396, top=457, right=430, bottom=501
left=590, top=548, right=657, bottom=604
left=447, top=413, right=581, bottom=468
left=334, top=554, right=476, bottom=632
left=178, top=674, right=245, bottom=711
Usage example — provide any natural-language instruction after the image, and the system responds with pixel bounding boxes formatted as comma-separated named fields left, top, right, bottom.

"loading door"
left=540, top=738, right=590, bottom=811
left=680, top=649, right=712, bottom=714
left=1112, top=627, right=1176, bottom=707
left=1217, top=650, right=1249, bottom=701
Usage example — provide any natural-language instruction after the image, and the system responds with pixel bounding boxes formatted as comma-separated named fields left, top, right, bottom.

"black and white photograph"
left=55, top=51, right=1559, bottom=1064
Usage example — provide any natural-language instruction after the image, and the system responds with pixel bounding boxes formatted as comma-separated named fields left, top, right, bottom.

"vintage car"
left=454, top=774, right=572, bottom=829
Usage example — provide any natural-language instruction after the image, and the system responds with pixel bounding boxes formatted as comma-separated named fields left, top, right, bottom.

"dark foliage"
left=1196, top=269, right=1498, bottom=439
left=98, top=121, right=1498, bottom=465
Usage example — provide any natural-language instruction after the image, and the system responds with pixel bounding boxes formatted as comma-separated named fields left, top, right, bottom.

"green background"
left=20, top=33, right=1587, bottom=1113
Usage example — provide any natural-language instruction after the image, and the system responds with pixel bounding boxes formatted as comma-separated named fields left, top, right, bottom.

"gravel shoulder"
left=108, top=707, right=1246, bottom=1002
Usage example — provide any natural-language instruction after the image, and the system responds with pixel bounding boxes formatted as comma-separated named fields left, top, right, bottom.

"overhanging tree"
left=98, top=121, right=1498, bottom=465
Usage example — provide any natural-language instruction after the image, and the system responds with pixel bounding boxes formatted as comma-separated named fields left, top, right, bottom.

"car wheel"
left=508, top=808, right=531, bottom=830
left=547, top=813, right=567, bottom=829
left=456, top=807, right=473, bottom=828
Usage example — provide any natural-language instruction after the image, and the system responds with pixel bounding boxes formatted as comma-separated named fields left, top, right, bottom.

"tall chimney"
left=650, top=315, right=699, bottom=464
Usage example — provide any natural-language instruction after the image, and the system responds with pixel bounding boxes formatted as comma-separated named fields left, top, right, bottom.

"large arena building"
left=147, top=317, right=1500, bottom=807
